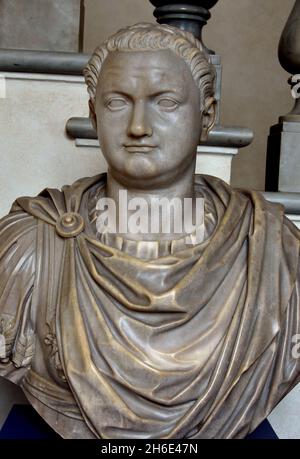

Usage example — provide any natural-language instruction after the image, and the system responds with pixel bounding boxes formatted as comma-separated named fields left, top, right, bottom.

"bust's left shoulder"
left=197, top=173, right=300, bottom=244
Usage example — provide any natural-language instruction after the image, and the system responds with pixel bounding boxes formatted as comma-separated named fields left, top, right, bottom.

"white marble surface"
left=268, top=384, right=300, bottom=439
left=287, top=214, right=300, bottom=229
left=196, top=145, right=238, bottom=184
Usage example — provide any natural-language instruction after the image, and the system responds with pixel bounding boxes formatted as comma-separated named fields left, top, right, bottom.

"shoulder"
left=0, top=207, right=38, bottom=252
left=0, top=173, right=105, bottom=277
left=0, top=210, right=38, bottom=376
left=197, top=173, right=300, bottom=257
left=0, top=203, right=38, bottom=279
left=13, top=174, right=105, bottom=228
left=197, top=173, right=287, bottom=218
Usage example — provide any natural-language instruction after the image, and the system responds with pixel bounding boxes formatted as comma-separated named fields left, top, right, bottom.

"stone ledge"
left=0, top=49, right=89, bottom=75
left=263, top=191, right=300, bottom=215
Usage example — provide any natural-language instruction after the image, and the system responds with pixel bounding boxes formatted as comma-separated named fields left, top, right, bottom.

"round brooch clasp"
left=56, top=212, right=85, bottom=238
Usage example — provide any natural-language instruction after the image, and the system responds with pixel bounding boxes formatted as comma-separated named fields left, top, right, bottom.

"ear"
left=89, top=100, right=97, bottom=131
left=200, top=97, right=216, bottom=142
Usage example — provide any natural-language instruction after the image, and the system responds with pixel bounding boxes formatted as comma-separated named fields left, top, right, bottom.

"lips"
left=124, top=145, right=157, bottom=153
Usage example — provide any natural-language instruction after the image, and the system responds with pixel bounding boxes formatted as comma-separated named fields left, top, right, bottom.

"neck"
left=103, top=160, right=198, bottom=242
left=107, top=157, right=196, bottom=202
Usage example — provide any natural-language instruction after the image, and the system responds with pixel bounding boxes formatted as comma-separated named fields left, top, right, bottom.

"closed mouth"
left=124, top=145, right=157, bottom=152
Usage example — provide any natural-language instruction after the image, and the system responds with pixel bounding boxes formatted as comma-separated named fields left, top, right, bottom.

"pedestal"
left=196, top=146, right=238, bottom=183
left=266, top=122, right=300, bottom=192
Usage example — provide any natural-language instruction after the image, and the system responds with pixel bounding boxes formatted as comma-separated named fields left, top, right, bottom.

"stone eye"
left=157, top=98, right=178, bottom=109
left=107, top=98, right=127, bottom=110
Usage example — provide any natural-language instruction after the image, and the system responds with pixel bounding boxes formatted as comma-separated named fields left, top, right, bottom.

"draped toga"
left=0, top=173, right=300, bottom=439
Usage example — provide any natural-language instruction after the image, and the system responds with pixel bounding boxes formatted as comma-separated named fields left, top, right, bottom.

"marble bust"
left=1, top=22, right=300, bottom=439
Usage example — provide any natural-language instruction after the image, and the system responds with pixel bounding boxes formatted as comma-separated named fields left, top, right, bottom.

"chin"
left=125, top=157, right=159, bottom=178
left=114, top=167, right=164, bottom=189
left=125, top=170, right=159, bottom=184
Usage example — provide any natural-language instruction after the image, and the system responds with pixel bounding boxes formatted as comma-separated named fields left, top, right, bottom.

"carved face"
left=95, top=49, right=202, bottom=188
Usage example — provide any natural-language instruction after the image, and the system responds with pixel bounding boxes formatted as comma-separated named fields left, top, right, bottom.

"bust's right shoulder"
left=0, top=208, right=38, bottom=375
left=0, top=208, right=38, bottom=294
left=3, top=174, right=106, bottom=233
left=0, top=205, right=38, bottom=247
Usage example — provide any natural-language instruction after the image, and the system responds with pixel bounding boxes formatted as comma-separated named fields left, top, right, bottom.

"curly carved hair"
left=83, top=22, right=216, bottom=118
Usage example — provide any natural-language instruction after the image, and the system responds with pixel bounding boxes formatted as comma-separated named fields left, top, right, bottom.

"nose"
left=127, top=100, right=153, bottom=137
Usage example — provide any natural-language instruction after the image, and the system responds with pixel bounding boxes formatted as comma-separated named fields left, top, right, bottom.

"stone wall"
left=0, top=0, right=83, bottom=52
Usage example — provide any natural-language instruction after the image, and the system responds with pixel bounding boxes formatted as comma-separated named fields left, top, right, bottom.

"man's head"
left=84, top=23, right=216, bottom=187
